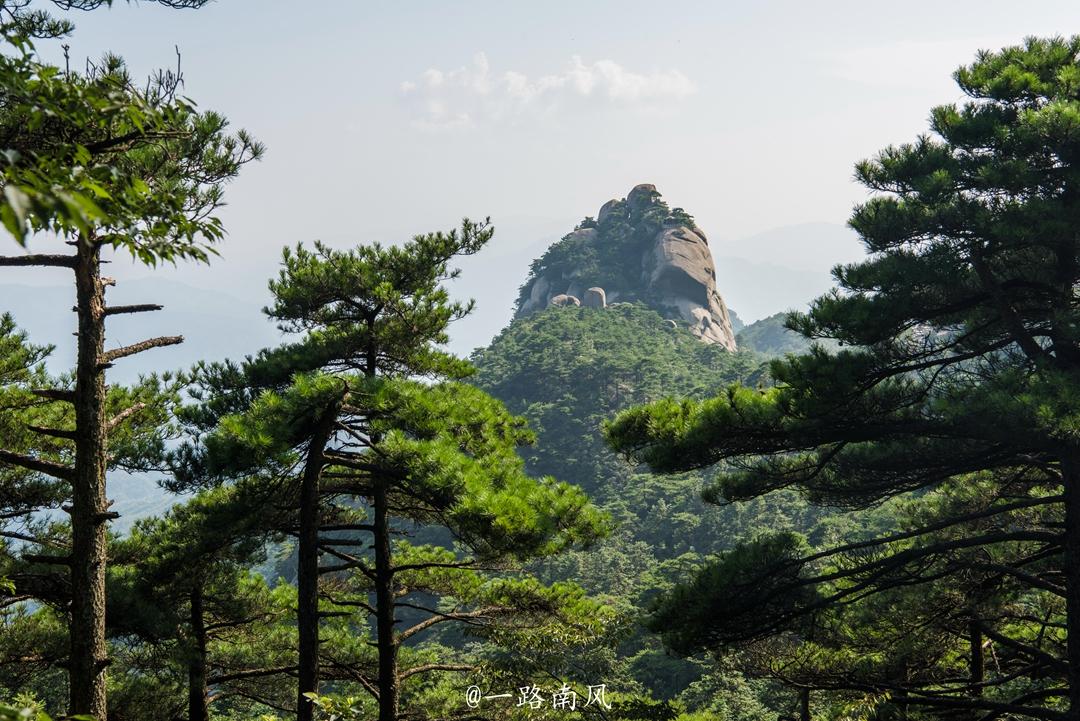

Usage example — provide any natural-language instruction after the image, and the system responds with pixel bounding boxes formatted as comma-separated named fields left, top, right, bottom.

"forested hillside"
left=470, top=299, right=838, bottom=715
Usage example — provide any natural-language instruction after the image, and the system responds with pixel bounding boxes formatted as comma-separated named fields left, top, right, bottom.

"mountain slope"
left=470, top=303, right=831, bottom=707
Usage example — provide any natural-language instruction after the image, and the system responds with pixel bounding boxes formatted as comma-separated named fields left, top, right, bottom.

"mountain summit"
left=514, top=184, right=737, bottom=350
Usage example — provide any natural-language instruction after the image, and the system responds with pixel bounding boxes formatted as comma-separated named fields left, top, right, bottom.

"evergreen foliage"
left=607, top=36, right=1080, bottom=721
left=0, top=2, right=260, bottom=714
left=170, top=223, right=610, bottom=721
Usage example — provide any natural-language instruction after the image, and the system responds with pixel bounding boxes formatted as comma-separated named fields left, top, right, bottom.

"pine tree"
left=607, top=36, right=1080, bottom=720
left=108, top=484, right=292, bottom=721
left=0, top=314, right=65, bottom=561
left=0, top=18, right=261, bottom=716
left=175, top=224, right=608, bottom=721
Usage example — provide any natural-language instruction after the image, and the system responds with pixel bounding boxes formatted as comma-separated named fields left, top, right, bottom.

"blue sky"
left=9, top=0, right=1080, bottom=356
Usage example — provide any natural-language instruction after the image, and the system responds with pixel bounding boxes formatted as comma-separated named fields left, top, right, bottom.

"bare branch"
left=102, top=336, right=183, bottom=364
left=398, top=606, right=499, bottom=642
left=103, top=304, right=164, bottom=316
left=208, top=666, right=297, bottom=685
left=0, top=254, right=76, bottom=268
left=31, top=389, right=74, bottom=404
left=22, top=553, right=72, bottom=566
left=0, top=449, right=74, bottom=482
left=25, top=424, right=76, bottom=441
left=106, top=403, right=147, bottom=432
left=399, top=663, right=474, bottom=680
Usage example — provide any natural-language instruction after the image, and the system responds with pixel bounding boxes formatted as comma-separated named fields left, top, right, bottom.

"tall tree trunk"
left=296, top=417, right=334, bottom=721
left=969, top=620, right=983, bottom=697
left=69, top=237, right=109, bottom=719
left=374, top=484, right=398, bottom=721
left=189, top=585, right=210, bottom=721
left=1064, top=457, right=1080, bottom=721
left=798, top=688, right=810, bottom=721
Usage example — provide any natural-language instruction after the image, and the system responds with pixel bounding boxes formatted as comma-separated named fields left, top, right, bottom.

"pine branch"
left=0, top=254, right=76, bottom=268
left=394, top=559, right=481, bottom=573
left=319, top=523, right=376, bottom=532
left=103, top=304, right=164, bottom=316
left=321, top=594, right=375, bottom=615
left=397, top=605, right=499, bottom=642
left=0, top=449, right=74, bottom=481
left=321, top=657, right=380, bottom=701
left=975, top=621, right=1067, bottom=674
left=208, top=666, right=298, bottom=685
left=25, top=424, right=76, bottom=441
left=31, top=388, right=75, bottom=403
left=316, top=543, right=376, bottom=579
left=798, top=496, right=1061, bottom=568
left=399, top=663, right=474, bottom=680
left=102, top=336, right=183, bottom=363
left=22, top=553, right=72, bottom=566
left=106, top=403, right=147, bottom=432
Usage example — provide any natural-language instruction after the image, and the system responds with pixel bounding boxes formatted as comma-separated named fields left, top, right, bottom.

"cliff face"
left=515, top=184, right=737, bottom=350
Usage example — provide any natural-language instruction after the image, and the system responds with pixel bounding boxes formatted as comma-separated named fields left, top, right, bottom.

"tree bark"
left=296, top=416, right=334, bottom=721
left=188, top=585, right=210, bottom=721
left=68, top=236, right=109, bottom=719
left=798, top=688, right=810, bottom=721
left=374, top=483, right=398, bottom=721
left=969, top=620, right=984, bottom=697
left=1063, top=457, right=1080, bottom=721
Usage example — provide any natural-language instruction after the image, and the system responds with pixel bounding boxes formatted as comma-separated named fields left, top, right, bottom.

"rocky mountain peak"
left=515, top=185, right=737, bottom=350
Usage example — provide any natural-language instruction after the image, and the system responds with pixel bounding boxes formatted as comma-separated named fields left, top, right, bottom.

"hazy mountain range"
left=0, top=221, right=864, bottom=381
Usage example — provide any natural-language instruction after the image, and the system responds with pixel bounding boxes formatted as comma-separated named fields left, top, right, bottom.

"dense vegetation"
left=471, top=304, right=840, bottom=716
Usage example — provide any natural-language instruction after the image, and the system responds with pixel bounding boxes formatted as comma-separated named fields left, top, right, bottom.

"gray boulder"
left=583, top=287, right=606, bottom=308
left=627, top=183, right=658, bottom=209
left=549, top=294, right=580, bottom=308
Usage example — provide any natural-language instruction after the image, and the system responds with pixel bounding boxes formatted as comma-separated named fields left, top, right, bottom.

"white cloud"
left=400, top=52, right=697, bottom=129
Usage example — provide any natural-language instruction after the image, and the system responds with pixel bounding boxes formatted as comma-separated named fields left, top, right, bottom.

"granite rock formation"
left=516, top=184, right=737, bottom=350
left=583, top=287, right=607, bottom=308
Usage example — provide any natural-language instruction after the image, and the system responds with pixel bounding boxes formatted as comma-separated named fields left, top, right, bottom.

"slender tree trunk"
left=297, top=417, right=334, bottom=721
left=69, top=237, right=109, bottom=719
left=798, top=688, right=810, bottom=721
left=969, top=620, right=983, bottom=697
left=189, top=585, right=210, bottom=721
left=1063, top=457, right=1080, bottom=721
left=374, top=484, right=398, bottom=721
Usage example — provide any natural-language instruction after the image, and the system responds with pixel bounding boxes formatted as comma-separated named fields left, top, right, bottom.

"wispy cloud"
left=400, top=52, right=697, bottom=129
